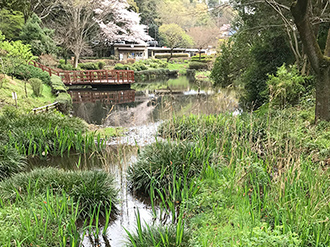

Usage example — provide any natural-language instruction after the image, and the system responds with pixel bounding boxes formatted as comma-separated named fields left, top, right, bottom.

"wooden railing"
left=69, top=90, right=136, bottom=104
left=29, top=61, right=60, bottom=76
left=32, top=102, right=59, bottom=114
left=29, top=61, right=135, bottom=85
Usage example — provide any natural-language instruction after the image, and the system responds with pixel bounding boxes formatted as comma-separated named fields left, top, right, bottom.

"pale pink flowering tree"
left=56, top=0, right=150, bottom=68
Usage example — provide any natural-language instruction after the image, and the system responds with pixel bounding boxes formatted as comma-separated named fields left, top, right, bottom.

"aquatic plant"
left=125, top=210, right=191, bottom=247
left=0, top=111, right=107, bottom=157
left=0, top=167, right=118, bottom=216
left=127, top=140, right=214, bottom=195
left=0, top=145, right=26, bottom=181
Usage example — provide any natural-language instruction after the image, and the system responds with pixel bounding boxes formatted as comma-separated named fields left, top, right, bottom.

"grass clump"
left=127, top=140, right=215, bottom=195
left=28, top=78, right=43, bottom=96
left=0, top=167, right=118, bottom=215
left=0, top=145, right=26, bottom=181
left=0, top=111, right=106, bottom=157
left=126, top=222, right=191, bottom=247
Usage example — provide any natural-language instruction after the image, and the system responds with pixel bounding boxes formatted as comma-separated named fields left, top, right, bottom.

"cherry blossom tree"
left=56, top=0, right=151, bottom=68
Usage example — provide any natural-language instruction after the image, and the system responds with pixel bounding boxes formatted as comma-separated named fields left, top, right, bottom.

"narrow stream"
left=37, top=76, right=239, bottom=246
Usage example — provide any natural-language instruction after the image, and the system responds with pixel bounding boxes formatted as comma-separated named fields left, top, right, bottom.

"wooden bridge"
left=30, top=61, right=135, bottom=86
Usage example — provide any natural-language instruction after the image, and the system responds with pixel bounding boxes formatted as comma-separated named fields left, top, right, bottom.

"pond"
left=41, top=76, right=239, bottom=246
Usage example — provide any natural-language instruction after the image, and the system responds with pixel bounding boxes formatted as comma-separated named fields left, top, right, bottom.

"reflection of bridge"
left=30, top=61, right=135, bottom=86
left=68, top=90, right=136, bottom=104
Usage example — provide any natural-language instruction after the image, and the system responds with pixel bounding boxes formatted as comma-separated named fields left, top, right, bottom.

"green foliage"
left=241, top=224, right=301, bottom=246
left=241, top=34, right=294, bottom=108
left=125, top=217, right=191, bottom=247
left=0, top=167, right=118, bottom=215
left=50, top=75, right=66, bottom=93
left=0, top=9, right=24, bottom=41
left=78, top=62, right=99, bottom=70
left=58, top=62, right=74, bottom=70
left=155, top=53, right=189, bottom=59
left=0, top=31, right=36, bottom=77
left=188, top=61, right=208, bottom=70
left=19, top=14, right=57, bottom=56
left=0, top=145, right=26, bottom=181
left=159, top=23, right=193, bottom=52
left=114, top=63, right=128, bottom=70
left=56, top=92, right=72, bottom=114
left=161, top=105, right=330, bottom=246
left=191, top=54, right=212, bottom=62
left=0, top=112, right=98, bottom=157
left=264, top=64, right=306, bottom=108
left=98, top=61, right=106, bottom=69
left=28, top=78, right=43, bottom=97
left=211, top=40, right=235, bottom=87
left=127, top=140, right=214, bottom=195
left=0, top=76, right=9, bottom=88
left=11, top=63, right=51, bottom=85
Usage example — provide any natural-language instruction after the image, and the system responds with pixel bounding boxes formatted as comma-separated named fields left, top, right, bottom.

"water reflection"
left=69, top=76, right=239, bottom=126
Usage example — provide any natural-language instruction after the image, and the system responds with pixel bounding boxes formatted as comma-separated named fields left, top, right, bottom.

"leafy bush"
left=78, top=62, right=98, bottom=70
left=0, top=167, right=118, bottom=215
left=98, top=61, right=106, bottom=69
left=56, top=92, right=72, bottom=113
left=0, top=76, right=9, bottom=88
left=19, top=14, right=57, bottom=56
left=155, top=53, right=189, bottom=59
left=264, top=64, right=306, bottom=108
left=0, top=145, right=26, bottom=181
left=58, top=62, right=74, bottom=70
left=28, top=78, right=43, bottom=96
left=114, top=63, right=129, bottom=70
left=188, top=61, right=208, bottom=70
left=191, top=54, right=212, bottom=62
left=50, top=75, right=66, bottom=93
left=11, top=64, right=51, bottom=85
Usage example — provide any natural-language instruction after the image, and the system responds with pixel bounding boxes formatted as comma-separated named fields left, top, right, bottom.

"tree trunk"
left=315, top=66, right=330, bottom=121
left=291, top=0, right=330, bottom=121
left=74, top=54, right=79, bottom=69
left=167, top=48, right=174, bottom=62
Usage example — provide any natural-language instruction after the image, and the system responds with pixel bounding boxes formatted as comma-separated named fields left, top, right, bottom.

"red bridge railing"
left=69, top=90, right=136, bottom=104
left=29, top=61, right=135, bottom=85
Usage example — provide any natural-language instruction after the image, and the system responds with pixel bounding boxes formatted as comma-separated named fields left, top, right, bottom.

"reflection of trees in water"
left=104, top=101, right=156, bottom=127
left=74, top=102, right=111, bottom=125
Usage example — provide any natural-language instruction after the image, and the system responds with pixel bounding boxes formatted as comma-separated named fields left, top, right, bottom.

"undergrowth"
left=126, top=102, right=330, bottom=246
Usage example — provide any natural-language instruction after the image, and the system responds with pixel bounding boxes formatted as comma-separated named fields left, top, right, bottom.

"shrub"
left=28, top=78, right=43, bottom=96
left=0, top=145, right=26, bottom=181
left=97, top=61, right=106, bottom=69
left=155, top=53, right=189, bottom=59
left=0, top=167, right=118, bottom=215
left=78, top=62, right=98, bottom=70
left=0, top=76, right=9, bottom=88
left=56, top=92, right=72, bottom=114
left=12, top=64, right=51, bottom=85
left=188, top=61, right=208, bottom=70
left=264, top=64, right=306, bottom=108
left=150, top=62, right=158, bottom=68
left=191, top=54, right=212, bottom=62
left=50, top=75, right=66, bottom=93
left=58, top=62, right=74, bottom=71
left=114, top=63, right=127, bottom=70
